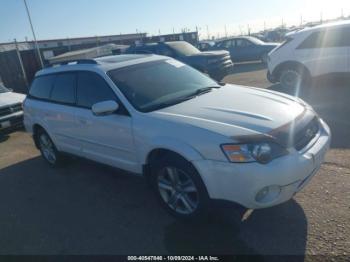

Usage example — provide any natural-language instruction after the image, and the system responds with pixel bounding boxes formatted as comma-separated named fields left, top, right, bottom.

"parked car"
left=24, top=55, right=331, bottom=220
left=125, top=41, right=233, bottom=81
left=0, top=83, right=26, bottom=133
left=267, top=20, right=350, bottom=89
left=212, top=36, right=279, bottom=63
left=197, top=41, right=215, bottom=51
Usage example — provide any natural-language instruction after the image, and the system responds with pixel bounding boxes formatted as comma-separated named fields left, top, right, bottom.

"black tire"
left=279, top=67, right=311, bottom=90
left=150, top=153, right=210, bottom=220
left=36, top=129, right=64, bottom=167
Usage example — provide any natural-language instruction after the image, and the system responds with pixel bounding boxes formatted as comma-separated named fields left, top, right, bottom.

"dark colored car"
left=126, top=41, right=234, bottom=81
left=212, top=36, right=279, bottom=63
left=197, top=41, right=215, bottom=51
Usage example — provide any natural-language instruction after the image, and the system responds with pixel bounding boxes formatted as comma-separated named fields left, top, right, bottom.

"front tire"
left=151, top=154, right=209, bottom=220
left=36, top=129, right=63, bottom=167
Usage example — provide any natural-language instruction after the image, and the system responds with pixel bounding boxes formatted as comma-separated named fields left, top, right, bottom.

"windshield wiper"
left=143, top=86, right=221, bottom=112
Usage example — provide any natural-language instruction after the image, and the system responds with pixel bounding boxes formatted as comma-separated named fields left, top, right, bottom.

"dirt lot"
left=0, top=63, right=349, bottom=257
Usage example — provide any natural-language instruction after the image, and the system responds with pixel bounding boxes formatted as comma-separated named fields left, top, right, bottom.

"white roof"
left=36, top=54, right=167, bottom=77
left=288, top=19, right=350, bottom=37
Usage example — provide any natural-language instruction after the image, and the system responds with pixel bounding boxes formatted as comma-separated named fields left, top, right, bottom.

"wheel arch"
left=272, top=60, right=311, bottom=80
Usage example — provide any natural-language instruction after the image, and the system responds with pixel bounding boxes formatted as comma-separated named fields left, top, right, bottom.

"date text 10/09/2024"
left=127, top=256, right=220, bottom=261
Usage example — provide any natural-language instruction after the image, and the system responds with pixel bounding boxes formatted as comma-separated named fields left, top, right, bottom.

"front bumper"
left=0, top=111, right=24, bottom=132
left=192, top=119, right=331, bottom=209
left=208, top=63, right=234, bottom=81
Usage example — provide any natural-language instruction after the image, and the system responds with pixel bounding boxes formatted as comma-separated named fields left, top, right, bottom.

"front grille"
left=0, top=103, right=22, bottom=117
left=294, top=117, right=320, bottom=151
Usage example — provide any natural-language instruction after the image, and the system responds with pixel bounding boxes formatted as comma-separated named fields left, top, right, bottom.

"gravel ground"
left=0, top=63, right=349, bottom=257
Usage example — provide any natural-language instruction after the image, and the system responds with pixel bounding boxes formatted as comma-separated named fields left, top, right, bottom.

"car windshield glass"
left=108, top=59, right=218, bottom=112
left=248, top=37, right=265, bottom=45
left=0, top=84, right=9, bottom=93
left=165, top=42, right=201, bottom=56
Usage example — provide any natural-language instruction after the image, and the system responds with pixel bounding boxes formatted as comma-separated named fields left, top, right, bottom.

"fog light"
left=255, top=185, right=281, bottom=203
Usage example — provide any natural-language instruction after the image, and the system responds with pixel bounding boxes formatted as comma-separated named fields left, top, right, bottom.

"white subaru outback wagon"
left=24, top=55, right=331, bottom=219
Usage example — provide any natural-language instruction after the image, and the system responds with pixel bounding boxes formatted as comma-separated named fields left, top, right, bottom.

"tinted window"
left=236, top=39, right=253, bottom=47
left=50, top=73, right=76, bottom=104
left=165, top=42, right=200, bottom=56
left=108, top=59, right=217, bottom=112
left=217, top=40, right=232, bottom=49
left=298, top=27, right=350, bottom=49
left=29, top=75, right=56, bottom=99
left=77, top=72, right=116, bottom=108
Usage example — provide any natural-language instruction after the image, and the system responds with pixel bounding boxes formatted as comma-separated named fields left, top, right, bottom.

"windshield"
left=0, top=84, right=10, bottom=93
left=166, top=41, right=201, bottom=56
left=108, top=59, right=218, bottom=112
left=247, top=37, right=265, bottom=45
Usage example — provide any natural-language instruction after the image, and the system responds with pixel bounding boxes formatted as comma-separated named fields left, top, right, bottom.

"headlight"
left=221, top=142, right=287, bottom=164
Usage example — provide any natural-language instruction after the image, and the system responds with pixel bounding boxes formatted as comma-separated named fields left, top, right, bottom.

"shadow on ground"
left=268, top=75, right=350, bottom=149
left=0, top=156, right=307, bottom=256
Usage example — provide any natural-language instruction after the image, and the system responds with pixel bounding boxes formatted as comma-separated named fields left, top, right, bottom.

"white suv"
left=267, top=20, right=350, bottom=89
left=24, top=55, right=331, bottom=219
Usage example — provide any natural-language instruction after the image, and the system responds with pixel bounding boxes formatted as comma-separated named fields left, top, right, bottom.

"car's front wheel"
left=151, top=154, right=209, bottom=220
left=36, top=129, right=63, bottom=167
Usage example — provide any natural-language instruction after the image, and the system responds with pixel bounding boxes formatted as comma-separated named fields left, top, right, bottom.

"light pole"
left=23, top=0, right=44, bottom=68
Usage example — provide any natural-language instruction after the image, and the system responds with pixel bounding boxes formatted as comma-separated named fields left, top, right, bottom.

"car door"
left=74, top=71, right=138, bottom=173
left=43, top=73, right=82, bottom=155
left=295, top=28, right=348, bottom=76
left=234, top=39, right=258, bottom=61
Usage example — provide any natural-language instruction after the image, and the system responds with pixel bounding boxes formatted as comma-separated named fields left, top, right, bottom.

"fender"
left=140, top=136, right=205, bottom=165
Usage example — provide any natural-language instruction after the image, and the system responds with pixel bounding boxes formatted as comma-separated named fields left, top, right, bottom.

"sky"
left=1, top=0, right=350, bottom=43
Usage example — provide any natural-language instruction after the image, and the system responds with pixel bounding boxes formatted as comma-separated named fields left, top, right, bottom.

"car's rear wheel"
left=279, top=68, right=311, bottom=90
left=37, top=129, right=63, bottom=167
left=151, top=154, right=209, bottom=220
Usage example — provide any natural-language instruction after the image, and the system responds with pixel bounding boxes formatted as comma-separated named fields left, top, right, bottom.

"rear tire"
left=36, top=129, right=64, bottom=167
left=150, top=154, right=210, bottom=220
left=279, top=67, right=311, bottom=90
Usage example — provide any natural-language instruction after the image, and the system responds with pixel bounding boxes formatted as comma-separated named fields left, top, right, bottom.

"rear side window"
left=77, top=72, right=116, bottom=108
left=29, top=75, right=56, bottom=99
left=50, top=73, right=76, bottom=104
left=298, top=27, right=350, bottom=49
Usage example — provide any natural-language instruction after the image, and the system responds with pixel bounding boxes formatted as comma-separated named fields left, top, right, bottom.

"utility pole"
left=14, top=39, right=28, bottom=87
left=206, top=25, right=210, bottom=40
left=224, top=25, right=227, bottom=38
left=23, top=0, right=43, bottom=68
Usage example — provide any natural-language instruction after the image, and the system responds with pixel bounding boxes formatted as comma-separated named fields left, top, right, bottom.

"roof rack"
left=46, top=59, right=98, bottom=68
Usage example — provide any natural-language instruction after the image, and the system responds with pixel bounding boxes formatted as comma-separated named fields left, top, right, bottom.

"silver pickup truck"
left=0, top=84, right=26, bottom=133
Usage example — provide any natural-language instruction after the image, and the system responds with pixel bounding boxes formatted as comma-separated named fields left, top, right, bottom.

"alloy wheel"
left=157, top=166, right=199, bottom=215
left=39, top=133, right=56, bottom=164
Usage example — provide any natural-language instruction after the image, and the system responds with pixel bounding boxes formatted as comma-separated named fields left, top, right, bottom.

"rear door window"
left=50, top=73, right=76, bottom=104
left=29, top=75, right=56, bottom=100
left=298, top=27, right=350, bottom=49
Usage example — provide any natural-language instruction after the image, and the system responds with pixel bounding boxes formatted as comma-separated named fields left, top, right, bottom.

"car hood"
left=0, top=92, right=26, bottom=108
left=152, top=85, right=307, bottom=138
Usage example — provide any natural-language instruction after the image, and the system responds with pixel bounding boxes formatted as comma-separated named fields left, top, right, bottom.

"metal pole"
left=23, top=0, right=44, bottom=68
left=14, top=39, right=28, bottom=88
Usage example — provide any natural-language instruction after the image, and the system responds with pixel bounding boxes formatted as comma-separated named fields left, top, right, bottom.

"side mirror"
left=91, top=100, right=119, bottom=116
